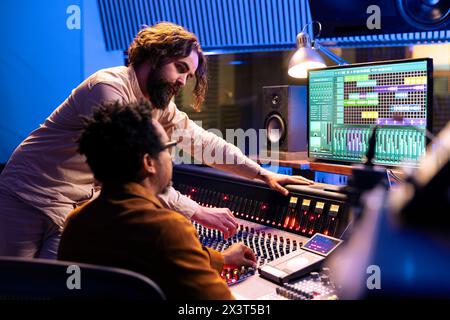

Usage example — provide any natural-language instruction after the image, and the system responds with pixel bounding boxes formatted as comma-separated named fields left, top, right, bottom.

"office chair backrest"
left=0, top=257, right=165, bottom=300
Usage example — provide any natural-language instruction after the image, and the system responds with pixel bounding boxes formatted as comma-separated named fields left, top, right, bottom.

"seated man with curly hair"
left=57, top=100, right=256, bottom=300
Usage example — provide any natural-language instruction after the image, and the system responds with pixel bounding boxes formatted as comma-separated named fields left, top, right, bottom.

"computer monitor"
left=307, top=58, right=433, bottom=167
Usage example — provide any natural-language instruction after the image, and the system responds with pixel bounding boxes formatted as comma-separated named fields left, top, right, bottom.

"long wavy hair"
left=127, top=22, right=207, bottom=111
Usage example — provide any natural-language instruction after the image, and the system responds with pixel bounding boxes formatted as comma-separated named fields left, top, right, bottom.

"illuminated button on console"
left=220, top=265, right=256, bottom=286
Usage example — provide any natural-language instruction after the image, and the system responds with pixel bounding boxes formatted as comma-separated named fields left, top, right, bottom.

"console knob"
left=320, top=275, right=330, bottom=285
left=310, top=272, right=320, bottom=280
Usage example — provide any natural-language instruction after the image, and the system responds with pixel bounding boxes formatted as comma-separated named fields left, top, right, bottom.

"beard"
left=146, top=68, right=182, bottom=110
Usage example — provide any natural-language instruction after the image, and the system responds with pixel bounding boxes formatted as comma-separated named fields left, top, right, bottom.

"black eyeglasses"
left=160, top=140, right=178, bottom=151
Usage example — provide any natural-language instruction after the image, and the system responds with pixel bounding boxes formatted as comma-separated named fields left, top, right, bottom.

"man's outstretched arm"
left=156, top=102, right=313, bottom=235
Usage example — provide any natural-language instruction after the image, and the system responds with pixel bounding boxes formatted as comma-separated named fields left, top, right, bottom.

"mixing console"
left=174, top=165, right=349, bottom=239
left=258, top=268, right=338, bottom=300
left=194, top=220, right=306, bottom=286
left=173, top=165, right=349, bottom=296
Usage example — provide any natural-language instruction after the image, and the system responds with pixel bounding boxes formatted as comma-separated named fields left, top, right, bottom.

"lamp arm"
left=312, top=40, right=349, bottom=65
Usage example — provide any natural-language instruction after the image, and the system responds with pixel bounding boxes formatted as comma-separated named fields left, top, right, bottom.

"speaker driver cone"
left=396, top=0, right=450, bottom=29
left=265, top=114, right=286, bottom=144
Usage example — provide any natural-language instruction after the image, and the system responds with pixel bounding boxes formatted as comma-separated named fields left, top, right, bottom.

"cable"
left=387, top=169, right=404, bottom=184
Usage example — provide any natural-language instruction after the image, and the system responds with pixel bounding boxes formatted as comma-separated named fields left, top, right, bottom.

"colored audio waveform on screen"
left=342, top=71, right=427, bottom=126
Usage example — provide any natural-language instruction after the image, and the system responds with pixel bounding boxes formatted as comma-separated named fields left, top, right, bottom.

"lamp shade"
left=288, top=46, right=326, bottom=78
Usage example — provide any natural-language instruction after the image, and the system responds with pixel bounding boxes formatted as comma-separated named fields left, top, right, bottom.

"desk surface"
left=252, top=155, right=406, bottom=178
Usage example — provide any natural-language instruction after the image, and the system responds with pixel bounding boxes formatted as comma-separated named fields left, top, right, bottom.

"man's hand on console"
left=223, top=243, right=257, bottom=268
left=191, top=206, right=238, bottom=239
left=258, top=171, right=314, bottom=196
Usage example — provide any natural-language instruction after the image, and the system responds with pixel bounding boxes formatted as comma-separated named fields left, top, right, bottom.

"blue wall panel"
left=97, top=0, right=313, bottom=53
left=0, top=0, right=123, bottom=163
left=0, top=0, right=83, bottom=163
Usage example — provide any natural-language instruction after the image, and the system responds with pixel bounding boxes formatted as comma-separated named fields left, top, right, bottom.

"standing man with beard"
left=0, top=22, right=312, bottom=259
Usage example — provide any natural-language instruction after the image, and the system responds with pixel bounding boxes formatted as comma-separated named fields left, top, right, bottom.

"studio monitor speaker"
left=262, top=85, right=307, bottom=152
left=310, top=0, right=449, bottom=38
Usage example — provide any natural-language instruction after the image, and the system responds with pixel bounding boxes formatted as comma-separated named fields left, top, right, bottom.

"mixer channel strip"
left=193, top=221, right=304, bottom=286
left=174, top=165, right=349, bottom=239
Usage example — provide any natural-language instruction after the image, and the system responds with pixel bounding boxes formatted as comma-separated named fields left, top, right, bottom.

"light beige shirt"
left=0, top=66, right=262, bottom=226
